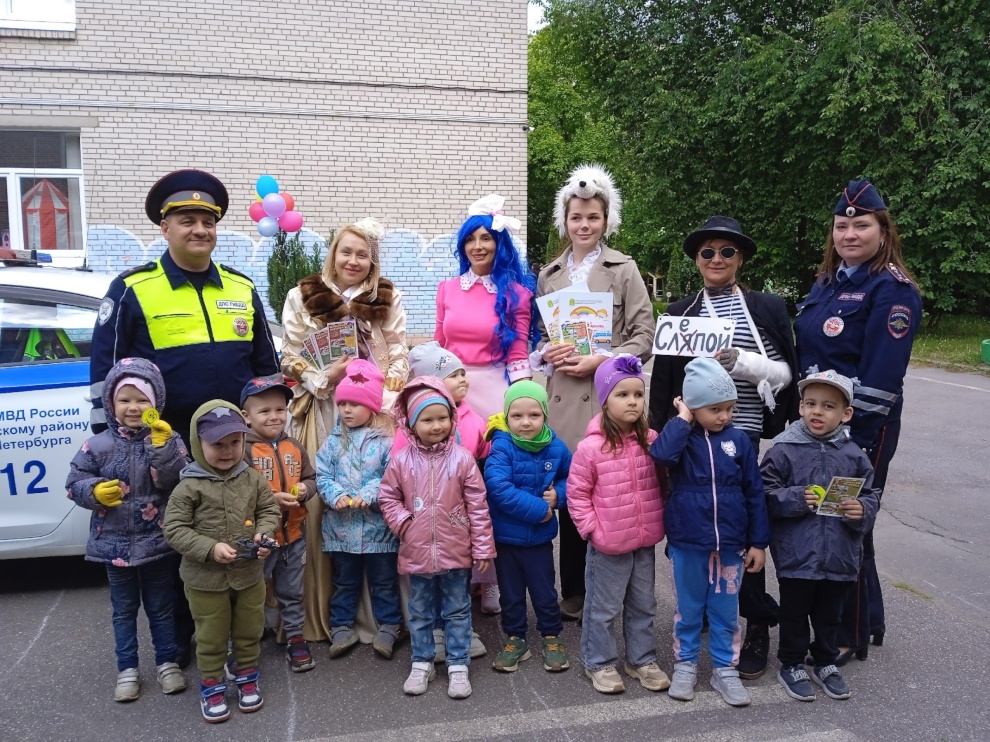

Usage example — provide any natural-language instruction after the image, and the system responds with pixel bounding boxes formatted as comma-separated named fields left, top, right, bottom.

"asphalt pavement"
left=1, top=365, right=988, bottom=741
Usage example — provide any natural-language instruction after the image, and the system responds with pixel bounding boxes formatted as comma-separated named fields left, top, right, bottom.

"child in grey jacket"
left=760, top=370, right=878, bottom=703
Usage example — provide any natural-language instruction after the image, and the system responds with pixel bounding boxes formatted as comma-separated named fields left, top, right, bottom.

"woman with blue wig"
left=434, top=194, right=536, bottom=423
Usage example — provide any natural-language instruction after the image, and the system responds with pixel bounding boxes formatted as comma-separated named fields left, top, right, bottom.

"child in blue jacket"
left=650, top=357, right=770, bottom=708
left=483, top=381, right=571, bottom=673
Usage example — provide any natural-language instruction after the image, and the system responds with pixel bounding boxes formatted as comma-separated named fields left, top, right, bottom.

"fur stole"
left=297, top=275, right=394, bottom=326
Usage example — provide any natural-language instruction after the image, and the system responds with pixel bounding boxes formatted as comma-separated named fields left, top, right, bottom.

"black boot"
left=737, top=623, right=769, bottom=680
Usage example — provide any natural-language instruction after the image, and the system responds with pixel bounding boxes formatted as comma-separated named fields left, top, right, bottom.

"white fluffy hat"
left=553, top=164, right=622, bottom=238
left=351, top=217, right=386, bottom=264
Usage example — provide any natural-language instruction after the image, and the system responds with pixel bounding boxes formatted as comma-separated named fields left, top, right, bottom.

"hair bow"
left=467, top=194, right=521, bottom=234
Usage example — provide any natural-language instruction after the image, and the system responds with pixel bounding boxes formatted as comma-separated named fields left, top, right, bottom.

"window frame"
left=2, top=167, right=87, bottom=262
left=0, top=0, right=76, bottom=32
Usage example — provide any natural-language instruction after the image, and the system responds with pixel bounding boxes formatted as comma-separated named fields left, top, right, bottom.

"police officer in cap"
left=794, top=178, right=922, bottom=665
left=90, top=169, right=279, bottom=666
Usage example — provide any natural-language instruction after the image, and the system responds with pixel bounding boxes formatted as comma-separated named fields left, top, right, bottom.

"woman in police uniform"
left=794, top=179, right=922, bottom=664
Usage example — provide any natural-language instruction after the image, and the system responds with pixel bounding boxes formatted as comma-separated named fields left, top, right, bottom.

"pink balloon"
left=278, top=210, right=304, bottom=233
left=248, top=201, right=266, bottom=222
left=262, top=193, right=286, bottom=218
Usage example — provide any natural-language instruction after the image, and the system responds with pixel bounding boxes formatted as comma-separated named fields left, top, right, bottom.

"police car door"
left=0, top=287, right=95, bottom=553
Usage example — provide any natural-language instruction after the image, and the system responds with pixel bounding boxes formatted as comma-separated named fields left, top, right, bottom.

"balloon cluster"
left=248, top=174, right=305, bottom=237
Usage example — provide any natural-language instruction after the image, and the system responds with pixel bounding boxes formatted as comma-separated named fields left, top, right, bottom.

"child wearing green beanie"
left=483, top=381, right=573, bottom=673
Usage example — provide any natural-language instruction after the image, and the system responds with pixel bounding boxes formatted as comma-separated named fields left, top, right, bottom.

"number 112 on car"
left=1, top=460, right=49, bottom=495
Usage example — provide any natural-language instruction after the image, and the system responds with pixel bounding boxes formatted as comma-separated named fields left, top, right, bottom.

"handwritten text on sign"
left=652, top=316, right=736, bottom=357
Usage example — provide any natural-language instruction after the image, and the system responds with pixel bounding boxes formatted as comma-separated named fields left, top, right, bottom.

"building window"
left=0, top=0, right=75, bottom=32
left=0, top=131, right=86, bottom=260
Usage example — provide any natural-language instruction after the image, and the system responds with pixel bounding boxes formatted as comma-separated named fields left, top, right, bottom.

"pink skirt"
left=462, top=363, right=509, bottom=423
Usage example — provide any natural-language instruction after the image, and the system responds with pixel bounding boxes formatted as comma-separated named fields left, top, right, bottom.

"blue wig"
left=455, top=215, right=540, bottom=366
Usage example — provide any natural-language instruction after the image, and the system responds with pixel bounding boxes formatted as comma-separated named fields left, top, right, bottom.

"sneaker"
left=811, top=664, right=852, bottom=700
left=447, top=664, right=472, bottom=699
left=667, top=661, right=697, bottom=701
left=778, top=664, right=816, bottom=701
left=542, top=636, right=570, bottom=672
left=286, top=636, right=316, bottom=673
left=623, top=661, right=670, bottom=691
left=584, top=666, right=625, bottom=694
left=329, top=626, right=359, bottom=658
left=114, top=668, right=140, bottom=702
left=709, top=666, right=751, bottom=707
left=403, top=661, right=436, bottom=695
left=480, top=584, right=501, bottom=614
left=199, top=679, right=230, bottom=723
left=372, top=624, right=405, bottom=660
left=559, top=596, right=584, bottom=621
left=469, top=631, right=487, bottom=659
left=493, top=636, right=531, bottom=672
left=156, top=662, right=186, bottom=694
left=433, top=628, right=447, bottom=663
left=737, top=623, right=769, bottom=679
left=232, top=666, right=263, bottom=712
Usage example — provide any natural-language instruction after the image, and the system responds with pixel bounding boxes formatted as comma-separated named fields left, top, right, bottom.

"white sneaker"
left=156, top=662, right=186, bottom=694
left=403, top=661, right=436, bottom=695
left=469, top=631, right=487, bottom=658
left=447, top=664, right=472, bottom=699
left=481, top=584, right=501, bottom=614
left=114, top=668, right=140, bottom=702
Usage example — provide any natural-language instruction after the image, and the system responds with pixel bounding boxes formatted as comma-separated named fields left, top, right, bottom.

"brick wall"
left=1, top=0, right=528, bottom=335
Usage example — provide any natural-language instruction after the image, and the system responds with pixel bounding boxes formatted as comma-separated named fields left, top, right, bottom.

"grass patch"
left=910, top=315, right=990, bottom=374
left=892, top=580, right=933, bottom=601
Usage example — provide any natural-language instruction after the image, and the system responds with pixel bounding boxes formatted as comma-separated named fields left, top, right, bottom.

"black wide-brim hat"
left=145, top=169, right=229, bottom=224
left=682, top=215, right=757, bottom=259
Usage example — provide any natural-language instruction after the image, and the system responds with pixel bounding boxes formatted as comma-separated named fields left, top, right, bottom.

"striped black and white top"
left=699, top=293, right=784, bottom=434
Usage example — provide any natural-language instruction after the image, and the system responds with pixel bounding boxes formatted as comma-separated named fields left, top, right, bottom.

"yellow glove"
left=150, top=419, right=173, bottom=447
left=384, top=377, right=405, bottom=393
left=94, top=479, right=124, bottom=507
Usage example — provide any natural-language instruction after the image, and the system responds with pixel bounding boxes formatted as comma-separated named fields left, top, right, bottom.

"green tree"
left=266, top=231, right=328, bottom=323
left=538, top=0, right=990, bottom=315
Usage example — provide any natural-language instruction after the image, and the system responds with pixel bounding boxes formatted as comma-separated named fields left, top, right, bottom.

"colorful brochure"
left=815, top=476, right=867, bottom=517
left=537, top=289, right=613, bottom=353
left=303, top=319, right=358, bottom=369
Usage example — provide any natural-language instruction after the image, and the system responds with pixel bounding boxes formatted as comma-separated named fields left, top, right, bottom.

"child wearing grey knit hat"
left=681, top=357, right=738, bottom=411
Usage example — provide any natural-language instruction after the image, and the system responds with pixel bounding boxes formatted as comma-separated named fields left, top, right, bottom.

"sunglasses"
left=698, top=245, right=739, bottom=261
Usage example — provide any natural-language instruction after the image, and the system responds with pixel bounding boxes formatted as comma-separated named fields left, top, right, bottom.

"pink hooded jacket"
left=379, top=377, right=496, bottom=575
left=566, top=414, right=666, bottom=555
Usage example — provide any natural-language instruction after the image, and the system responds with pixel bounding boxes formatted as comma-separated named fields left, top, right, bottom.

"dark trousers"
left=837, top=418, right=899, bottom=649
left=170, top=555, right=195, bottom=653
left=494, top=542, right=563, bottom=638
left=106, top=557, right=176, bottom=670
left=558, top=507, right=587, bottom=601
left=329, top=551, right=403, bottom=628
left=739, top=429, right=779, bottom=627
left=777, top=578, right=851, bottom=667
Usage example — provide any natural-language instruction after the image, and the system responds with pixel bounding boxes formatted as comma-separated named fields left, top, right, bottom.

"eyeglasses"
left=698, top=246, right=739, bottom=261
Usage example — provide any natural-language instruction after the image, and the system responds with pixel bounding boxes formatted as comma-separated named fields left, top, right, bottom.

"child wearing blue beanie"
left=650, top=356, right=770, bottom=708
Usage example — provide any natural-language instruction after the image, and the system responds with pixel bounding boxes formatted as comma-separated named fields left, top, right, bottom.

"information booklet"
left=536, top=288, right=613, bottom=354
left=303, top=319, right=359, bottom=369
left=815, top=476, right=867, bottom=517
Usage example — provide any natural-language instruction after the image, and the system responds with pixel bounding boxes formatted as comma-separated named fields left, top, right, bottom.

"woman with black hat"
left=648, top=215, right=799, bottom=679
left=793, top=180, right=921, bottom=665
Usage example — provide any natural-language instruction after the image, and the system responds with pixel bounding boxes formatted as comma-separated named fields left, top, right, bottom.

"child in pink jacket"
left=567, top=355, right=668, bottom=695
left=379, top=377, right=496, bottom=701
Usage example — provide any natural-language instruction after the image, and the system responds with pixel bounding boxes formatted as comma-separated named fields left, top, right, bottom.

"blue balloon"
left=255, top=174, right=279, bottom=199
left=257, top=216, right=279, bottom=237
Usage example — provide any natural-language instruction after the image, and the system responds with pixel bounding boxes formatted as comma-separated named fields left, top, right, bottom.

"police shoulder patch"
left=887, top=304, right=912, bottom=339
left=98, top=297, right=114, bottom=325
left=119, top=261, right=157, bottom=279
left=885, top=263, right=913, bottom=285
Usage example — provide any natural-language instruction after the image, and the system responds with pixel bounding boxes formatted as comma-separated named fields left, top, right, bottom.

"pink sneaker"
left=480, top=584, right=501, bottom=614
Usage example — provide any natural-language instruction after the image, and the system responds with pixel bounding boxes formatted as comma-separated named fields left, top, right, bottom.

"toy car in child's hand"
left=233, top=535, right=280, bottom=560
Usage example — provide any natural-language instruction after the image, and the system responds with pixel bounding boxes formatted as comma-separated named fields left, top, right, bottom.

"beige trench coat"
left=279, top=281, right=409, bottom=643
left=536, top=245, right=656, bottom=451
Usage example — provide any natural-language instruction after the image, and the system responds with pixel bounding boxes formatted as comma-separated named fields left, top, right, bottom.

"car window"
left=0, top=297, right=96, bottom=365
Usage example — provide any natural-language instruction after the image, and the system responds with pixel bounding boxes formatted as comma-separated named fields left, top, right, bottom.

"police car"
left=0, top=253, right=282, bottom=559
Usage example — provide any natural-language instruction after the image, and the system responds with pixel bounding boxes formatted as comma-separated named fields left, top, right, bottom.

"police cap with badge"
left=834, top=179, right=886, bottom=218
left=145, top=169, right=229, bottom=224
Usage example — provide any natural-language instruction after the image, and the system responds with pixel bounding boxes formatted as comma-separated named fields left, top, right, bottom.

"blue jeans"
left=408, top=569, right=472, bottom=666
left=581, top=545, right=658, bottom=671
left=669, top=545, right=744, bottom=667
left=329, top=551, right=403, bottom=628
left=106, top=557, right=176, bottom=670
